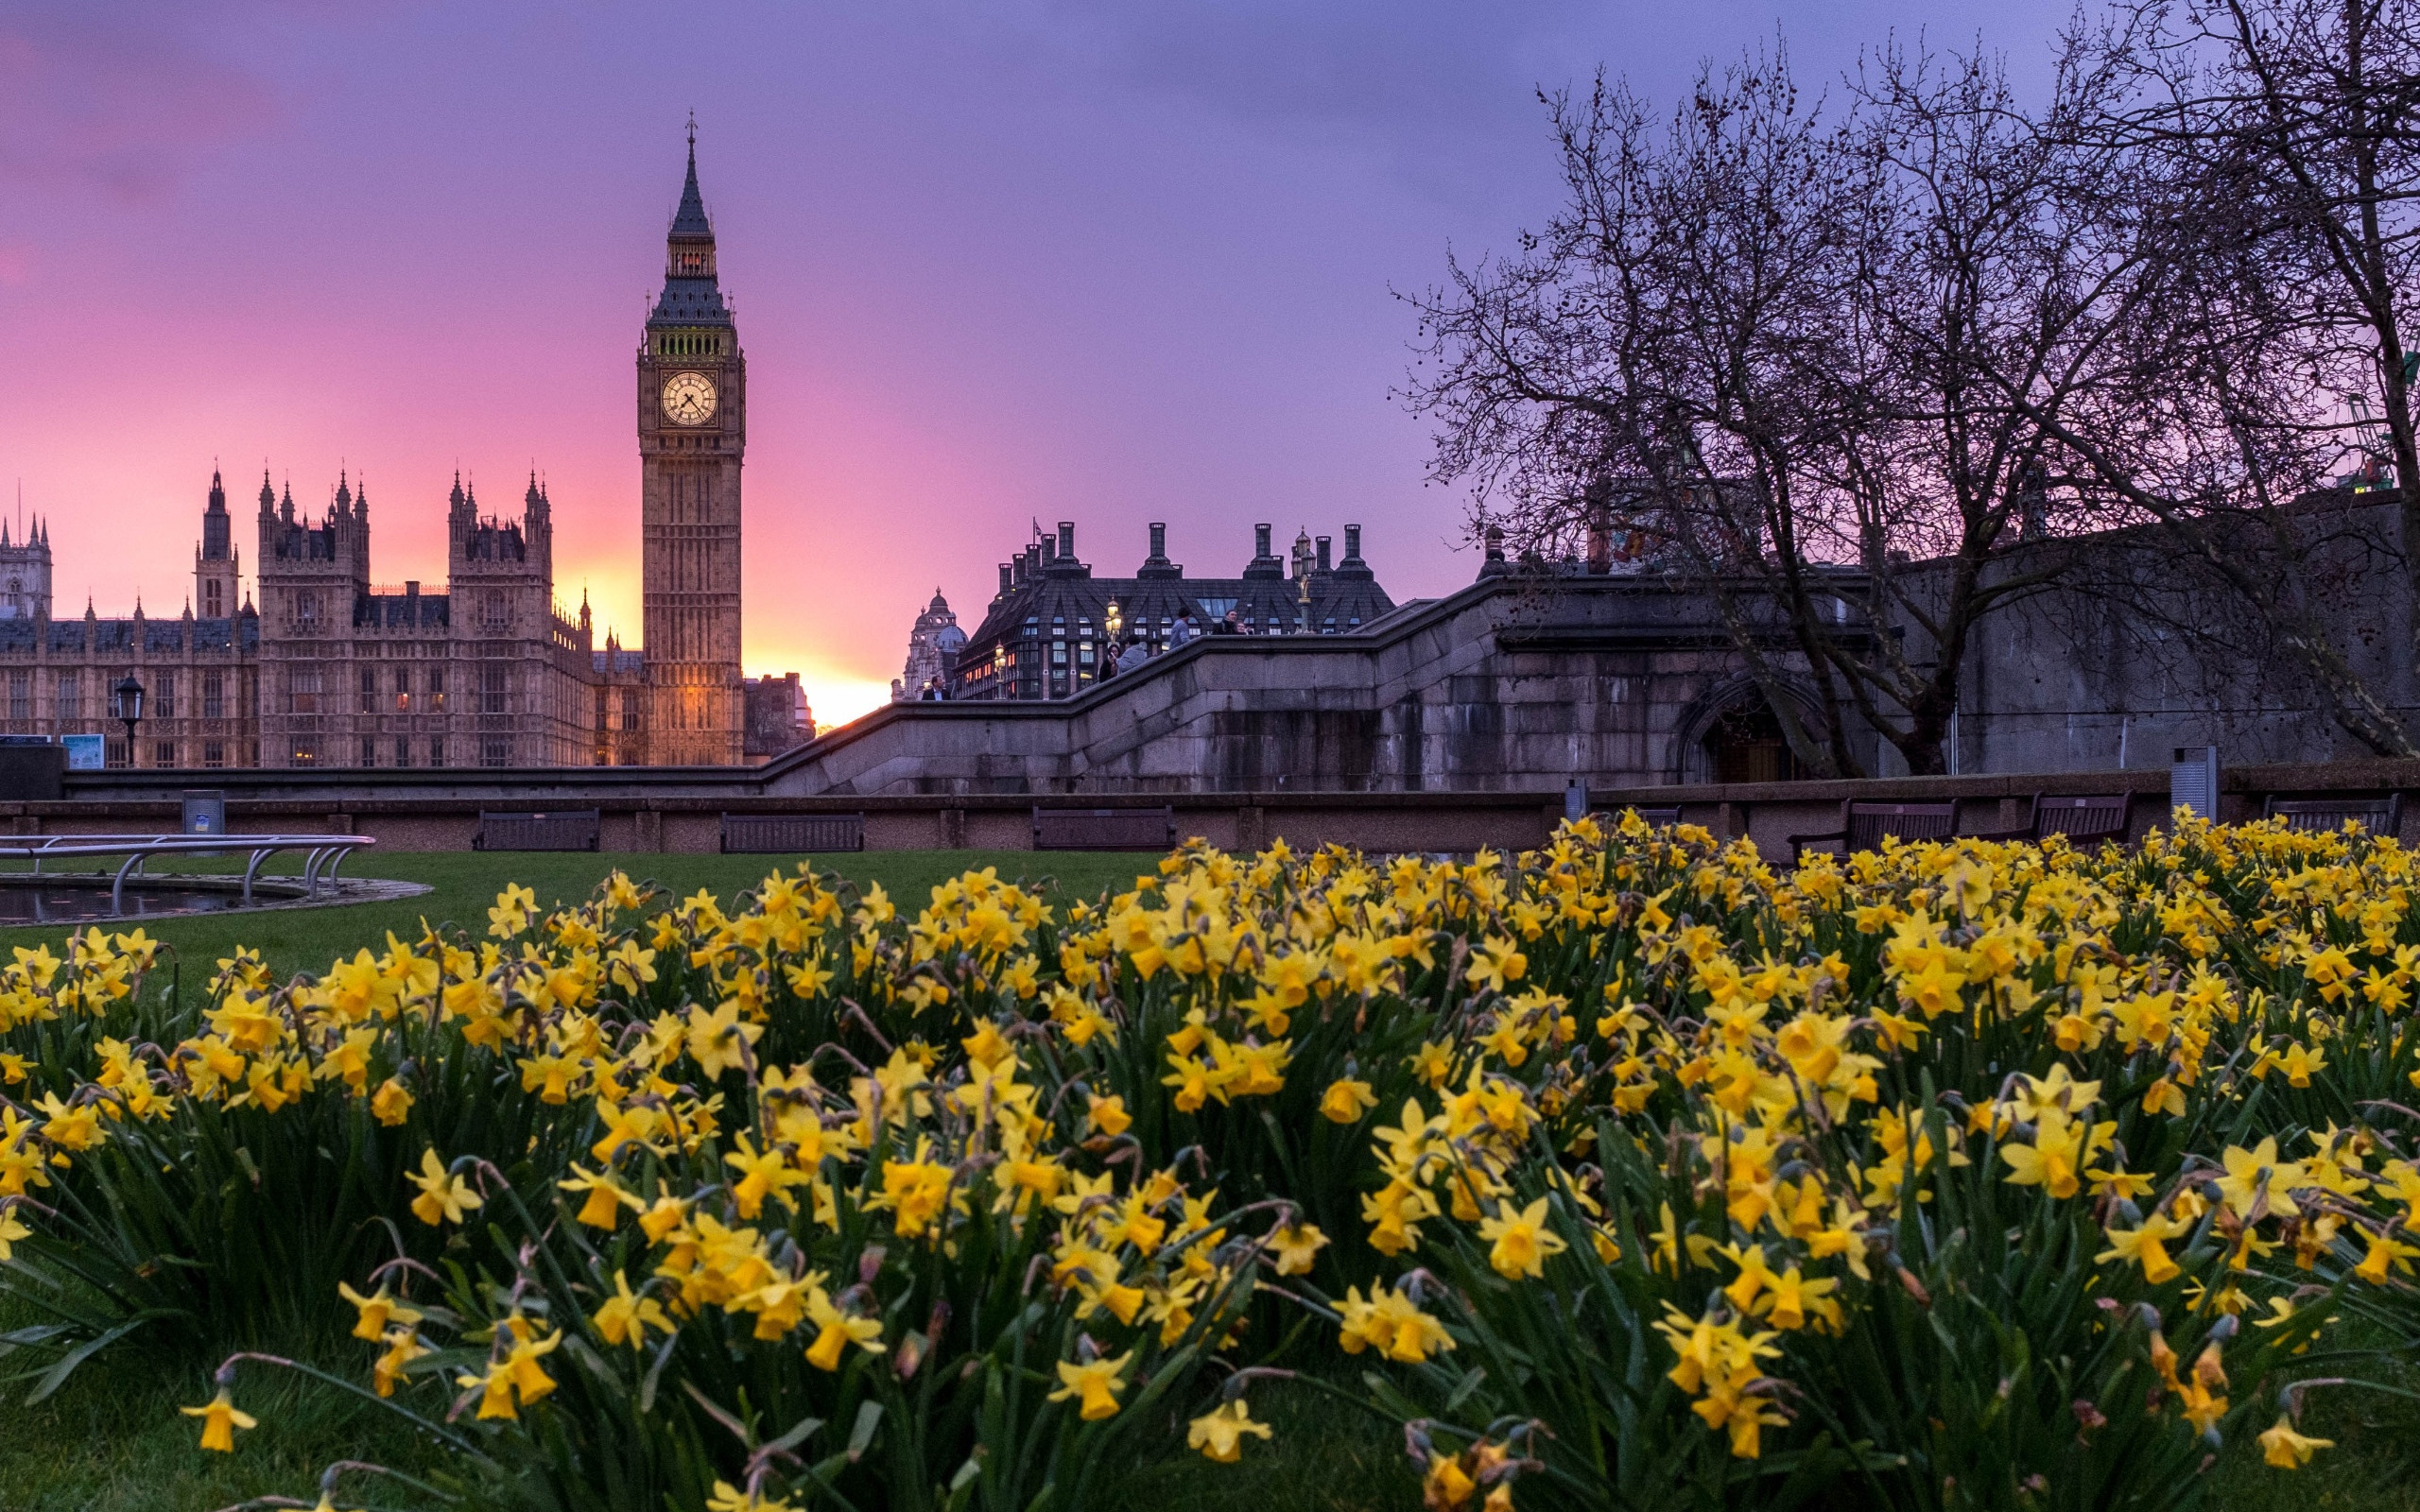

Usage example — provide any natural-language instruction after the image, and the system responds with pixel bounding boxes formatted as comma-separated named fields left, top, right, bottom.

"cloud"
left=0, top=7, right=278, bottom=198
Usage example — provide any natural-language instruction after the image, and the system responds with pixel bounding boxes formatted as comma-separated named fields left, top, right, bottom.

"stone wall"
left=37, top=758, right=2420, bottom=856
left=757, top=574, right=1858, bottom=797
left=1941, top=493, right=2417, bottom=777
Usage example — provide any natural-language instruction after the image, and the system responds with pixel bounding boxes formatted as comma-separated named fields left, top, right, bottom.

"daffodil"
left=592, top=1271, right=671, bottom=1349
left=1049, top=1351, right=1132, bottom=1419
left=406, top=1148, right=482, bottom=1227
left=181, top=1386, right=256, bottom=1452
left=1320, top=1076, right=1379, bottom=1124
left=1186, top=1399, right=1272, bottom=1462
left=2259, top=1413, right=2335, bottom=1468
left=804, top=1288, right=885, bottom=1370
left=1478, top=1196, right=1568, bottom=1280
left=1269, top=1221, right=1329, bottom=1276
left=337, top=1281, right=423, bottom=1343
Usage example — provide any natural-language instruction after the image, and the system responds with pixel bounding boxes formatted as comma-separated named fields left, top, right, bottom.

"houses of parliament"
left=1, top=131, right=809, bottom=771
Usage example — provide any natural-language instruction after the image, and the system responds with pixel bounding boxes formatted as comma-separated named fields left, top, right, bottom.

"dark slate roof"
left=963, top=571, right=1392, bottom=647
left=188, top=617, right=251, bottom=652
left=670, top=140, right=713, bottom=238
left=355, top=593, right=451, bottom=629
left=649, top=278, right=730, bottom=327
left=594, top=648, right=646, bottom=675
left=0, top=614, right=246, bottom=657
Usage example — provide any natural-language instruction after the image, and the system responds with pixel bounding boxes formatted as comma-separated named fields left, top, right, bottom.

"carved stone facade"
left=892, top=590, right=963, bottom=701
left=635, top=127, right=748, bottom=765
left=0, top=131, right=809, bottom=771
left=251, top=471, right=612, bottom=769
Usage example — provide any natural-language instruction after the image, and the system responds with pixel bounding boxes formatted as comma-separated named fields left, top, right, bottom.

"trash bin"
left=182, top=789, right=227, bottom=836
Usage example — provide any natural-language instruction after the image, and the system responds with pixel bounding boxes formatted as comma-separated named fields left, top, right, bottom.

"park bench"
left=720, top=813, right=867, bottom=854
left=1789, top=799, right=1959, bottom=863
left=1032, top=805, right=1176, bottom=851
left=2262, top=793, right=2403, bottom=836
left=1972, top=793, right=2133, bottom=845
left=471, top=809, right=600, bottom=852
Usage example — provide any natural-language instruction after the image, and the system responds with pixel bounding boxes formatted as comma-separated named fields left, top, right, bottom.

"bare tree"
left=1407, top=42, right=2154, bottom=776
left=2004, top=0, right=2420, bottom=753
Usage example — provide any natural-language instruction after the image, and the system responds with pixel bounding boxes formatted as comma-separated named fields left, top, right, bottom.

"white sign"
left=60, top=734, right=104, bottom=770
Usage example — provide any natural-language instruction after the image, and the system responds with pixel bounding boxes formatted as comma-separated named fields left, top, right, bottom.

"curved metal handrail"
left=0, top=833, right=378, bottom=918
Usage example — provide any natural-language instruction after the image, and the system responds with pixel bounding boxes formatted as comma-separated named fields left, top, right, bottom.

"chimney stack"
left=1058, top=521, right=1075, bottom=560
left=1139, top=520, right=1182, bottom=579
left=998, top=562, right=1012, bottom=594
left=1243, top=521, right=1285, bottom=580
left=1316, top=535, right=1332, bottom=573
left=1344, top=524, right=1361, bottom=561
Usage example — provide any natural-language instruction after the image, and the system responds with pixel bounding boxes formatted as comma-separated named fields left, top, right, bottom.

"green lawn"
left=0, top=850, right=1165, bottom=984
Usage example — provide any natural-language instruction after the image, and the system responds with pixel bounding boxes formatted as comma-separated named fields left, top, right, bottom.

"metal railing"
left=0, top=833, right=376, bottom=914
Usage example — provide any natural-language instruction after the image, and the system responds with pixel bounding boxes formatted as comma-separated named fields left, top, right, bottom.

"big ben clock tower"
left=637, top=119, right=746, bottom=765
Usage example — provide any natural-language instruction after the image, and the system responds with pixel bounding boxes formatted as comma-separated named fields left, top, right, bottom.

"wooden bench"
left=1033, top=805, right=1176, bottom=851
left=472, top=809, right=600, bottom=851
left=1789, top=800, right=1958, bottom=863
left=720, top=813, right=866, bottom=854
left=1973, top=793, right=2133, bottom=845
left=2263, top=793, right=2403, bottom=836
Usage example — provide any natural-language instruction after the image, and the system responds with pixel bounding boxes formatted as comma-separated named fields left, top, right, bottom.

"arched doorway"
left=1703, top=699, right=1804, bottom=784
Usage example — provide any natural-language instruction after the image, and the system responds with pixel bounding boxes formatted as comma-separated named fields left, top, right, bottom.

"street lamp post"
left=112, top=673, right=146, bottom=768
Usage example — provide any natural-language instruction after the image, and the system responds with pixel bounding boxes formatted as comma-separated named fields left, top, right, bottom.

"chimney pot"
left=1344, top=524, right=1361, bottom=561
left=1316, top=535, right=1332, bottom=572
left=1254, top=523, right=1272, bottom=558
left=998, top=563, right=1012, bottom=593
left=1058, top=521, right=1075, bottom=560
left=1149, top=522, right=1167, bottom=558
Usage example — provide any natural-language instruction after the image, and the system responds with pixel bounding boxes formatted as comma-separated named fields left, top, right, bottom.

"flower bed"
left=3, top=814, right=2414, bottom=1510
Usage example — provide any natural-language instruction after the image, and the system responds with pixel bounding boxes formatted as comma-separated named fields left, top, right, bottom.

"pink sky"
left=0, top=1, right=2065, bottom=726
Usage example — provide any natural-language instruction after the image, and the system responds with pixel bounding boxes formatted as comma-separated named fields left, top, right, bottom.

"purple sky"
left=0, top=0, right=2068, bottom=722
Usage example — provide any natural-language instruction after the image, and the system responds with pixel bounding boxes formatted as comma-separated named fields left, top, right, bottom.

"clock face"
left=660, top=370, right=717, bottom=426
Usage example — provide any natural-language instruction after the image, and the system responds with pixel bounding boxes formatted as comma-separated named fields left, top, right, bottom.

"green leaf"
left=847, top=1400, right=883, bottom=1461
left=24, top=1314, right=161, bottom=1403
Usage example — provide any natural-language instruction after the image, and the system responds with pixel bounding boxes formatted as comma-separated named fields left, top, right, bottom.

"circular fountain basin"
left=0, top=873, right=428, bottom=925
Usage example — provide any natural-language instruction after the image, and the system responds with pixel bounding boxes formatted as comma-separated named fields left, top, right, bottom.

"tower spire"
left=670, top=117, right=712, bottom=240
